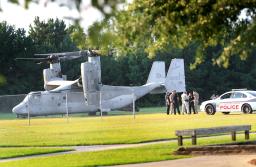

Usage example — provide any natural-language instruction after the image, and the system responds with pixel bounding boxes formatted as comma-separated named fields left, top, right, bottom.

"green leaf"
left=8, top=0, right=19, bottom=4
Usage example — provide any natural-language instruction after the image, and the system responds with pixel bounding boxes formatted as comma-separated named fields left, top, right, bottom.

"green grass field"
left=0, top=109, right=256, bottom=146
left=0, top=135, right=253, bottom=167
left=0, top=147, right=72, bottom=159
left=0, top=113, right=17, bottom=120
left=1, top=107, right=256, bottom=166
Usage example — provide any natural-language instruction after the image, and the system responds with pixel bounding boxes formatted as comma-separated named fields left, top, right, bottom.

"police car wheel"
left=242, top=104, right=252, bottom=114
left=205, top=104, right=216, bottom=115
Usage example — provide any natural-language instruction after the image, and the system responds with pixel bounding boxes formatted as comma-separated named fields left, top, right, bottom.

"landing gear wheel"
left=205, top=104, right=216, bottom=115
left=242, top=104, right=252, bottom=114
left=222, top=112, right=230, bottom=115
left=102, top=112, right=108, bottom=116
left=16, top=114, right=27, bottom=118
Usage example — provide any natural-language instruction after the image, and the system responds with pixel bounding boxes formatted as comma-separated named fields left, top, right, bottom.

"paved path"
left=1, top=136, right=256, bottom=167
left=0, top=140, right=170, bottom=162
left=114, top=155, right=256, bottom=167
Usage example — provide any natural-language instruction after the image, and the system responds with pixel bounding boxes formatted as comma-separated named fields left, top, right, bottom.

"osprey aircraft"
left=13, top=50, right=186, bottom=117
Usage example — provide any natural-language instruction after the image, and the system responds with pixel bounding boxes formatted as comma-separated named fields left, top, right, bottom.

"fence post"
left=132, top=92, right=136, bottom=119
left=28, top=94, right=31, bottom=126
left=66, top=93, right=69, bottom=123
left=100, top=91, right=103, bottom=119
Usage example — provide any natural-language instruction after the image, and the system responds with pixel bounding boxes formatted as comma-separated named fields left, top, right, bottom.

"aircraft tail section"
left=165, top=59, right=186, bottom=93
left=146, top=61, right=165, bottom=84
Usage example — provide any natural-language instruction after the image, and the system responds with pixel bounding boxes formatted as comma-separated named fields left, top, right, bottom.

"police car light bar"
left=231, top=88, right=247, bottom=91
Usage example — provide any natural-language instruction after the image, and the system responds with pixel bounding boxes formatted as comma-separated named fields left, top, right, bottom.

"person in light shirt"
left=181, top=91, right=189, bottom=114
left=169, top=90, right=180, bottom=115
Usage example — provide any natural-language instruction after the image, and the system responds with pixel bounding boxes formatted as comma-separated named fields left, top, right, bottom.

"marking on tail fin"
left=146, top=61, right=165, bottom=84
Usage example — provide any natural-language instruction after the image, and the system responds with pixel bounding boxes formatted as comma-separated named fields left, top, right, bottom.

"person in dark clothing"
left=165, top=92, right=171, bottom=115
left=189, top=92, right=196, bottom=114
left=169, top=90, right=180, bottom=115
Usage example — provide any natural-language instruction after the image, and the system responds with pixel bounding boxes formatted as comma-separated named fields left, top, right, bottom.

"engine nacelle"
left=81, top=62, right=100, bottom=106
left=43, top=62, right=64, bottom=90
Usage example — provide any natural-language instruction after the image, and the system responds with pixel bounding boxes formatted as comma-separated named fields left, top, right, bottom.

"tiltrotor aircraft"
left=12, top=50, right=186, bottom=117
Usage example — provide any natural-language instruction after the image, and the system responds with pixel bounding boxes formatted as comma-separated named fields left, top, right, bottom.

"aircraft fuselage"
left=12, top=83, right=161, bottom=116
left=12, top=91, right=97, bottom=116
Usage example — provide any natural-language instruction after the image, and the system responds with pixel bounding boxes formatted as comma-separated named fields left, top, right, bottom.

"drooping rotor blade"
left=59, top=55, right=84, bottom=61
left=15, top=58, right=48, bottom=61
left=34, top=49, right=102, bottom=58
left=15, top=56, right=59, bottom=64
left=26, top=50, right=103, bottom=64
left=34, top=50, right=89, bottom=57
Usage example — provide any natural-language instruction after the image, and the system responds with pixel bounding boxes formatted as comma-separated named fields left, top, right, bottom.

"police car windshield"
left=248, top=92, right=256, bottom=97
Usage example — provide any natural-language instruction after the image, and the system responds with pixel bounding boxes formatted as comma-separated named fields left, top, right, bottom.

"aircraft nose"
left=12, top=103, right=27, bottom=115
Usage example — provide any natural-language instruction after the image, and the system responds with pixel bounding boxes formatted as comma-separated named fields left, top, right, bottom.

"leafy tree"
left=111, top=0, right=256, bottom=67
left=29, top=17, right=80, bottom=81
left=29, top=17, right=76, bottom=53
left=0, top=22, right=37, bottom=94
left=68, top=24, right=88, bottom=50
left=4, top=0, right=125, bottom=17
left=5, top=1, right=256, bottom=67
left=0, top=18, right=79, bottom=95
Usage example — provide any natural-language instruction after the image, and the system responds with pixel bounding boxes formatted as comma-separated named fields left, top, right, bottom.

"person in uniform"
left=189, top=92, right=196, bottom=114
left=210, top=94, right=216, bottom=100
left=170, top=90, right=180, bottom=115
left=165, top=92, right=171, bottom=115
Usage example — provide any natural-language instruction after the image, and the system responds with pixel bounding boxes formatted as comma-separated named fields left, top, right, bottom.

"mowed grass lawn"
left=0, top=108, right=256, bottom=146
left=0, top=135, right=253, bottom=167
left=0, top=142, right=185, bottom=167
left=0, top=147, right=72, bottom=159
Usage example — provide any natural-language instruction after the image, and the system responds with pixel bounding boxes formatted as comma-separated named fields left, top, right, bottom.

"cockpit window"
left=33, top=95, right=41, bottom=99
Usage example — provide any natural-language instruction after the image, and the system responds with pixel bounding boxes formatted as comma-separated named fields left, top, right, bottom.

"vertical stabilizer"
left=146, top=61, right=165, bottom=84
left=165, top=59, right=186, bottom=92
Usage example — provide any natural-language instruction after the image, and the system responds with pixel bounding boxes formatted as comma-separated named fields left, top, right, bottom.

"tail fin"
left=146, top=61, right=165, bottom=84
left=165, top=59, right=186, bottom=92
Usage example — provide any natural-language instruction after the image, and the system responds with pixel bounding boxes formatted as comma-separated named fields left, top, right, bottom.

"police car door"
left=228, top=92, right=245, bottom=112
left=217, top=92, right=233, bottom=112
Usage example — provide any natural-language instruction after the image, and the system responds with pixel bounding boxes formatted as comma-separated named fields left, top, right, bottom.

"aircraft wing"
left=46, top=78, right=68, bottom=86
left=49, top=80, right=79, bottom=92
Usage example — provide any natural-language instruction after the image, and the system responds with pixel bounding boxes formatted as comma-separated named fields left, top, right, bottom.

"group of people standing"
left=166, top=90, right=199, bottom=115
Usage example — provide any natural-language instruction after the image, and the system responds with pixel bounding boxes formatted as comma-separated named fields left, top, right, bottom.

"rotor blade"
left=15, top=58, right=48, bottom=61
left=34, top=50, right=89, bottom=57
left=59, top=55, right=84, bottom=61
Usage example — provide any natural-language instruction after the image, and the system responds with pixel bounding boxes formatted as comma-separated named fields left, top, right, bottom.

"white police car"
left=200, top=89, right=256, bottom=115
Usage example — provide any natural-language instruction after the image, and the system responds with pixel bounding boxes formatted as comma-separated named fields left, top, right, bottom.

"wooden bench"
left=175, top=125, right=251, bottom=146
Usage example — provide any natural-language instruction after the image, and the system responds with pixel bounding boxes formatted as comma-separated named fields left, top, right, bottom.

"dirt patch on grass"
left=174, top=141, right=256, bottom=155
